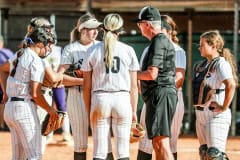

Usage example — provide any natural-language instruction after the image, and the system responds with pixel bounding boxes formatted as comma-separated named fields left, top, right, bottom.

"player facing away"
left=57, top=13, right=106, bottom=160
left=0, top=28, right=58, bottom=160
left=136, top=6, right=177, bottom=160
left=137, top=15, right=186, bottom=160
left=82, top=13, right=139, bottom=160
left=192, top=30, right=237, bottom=160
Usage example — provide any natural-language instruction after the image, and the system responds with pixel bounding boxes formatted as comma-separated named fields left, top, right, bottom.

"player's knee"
left=206, top=147, right=229, bottom=160
left=199, top=144, right=208, bottom=160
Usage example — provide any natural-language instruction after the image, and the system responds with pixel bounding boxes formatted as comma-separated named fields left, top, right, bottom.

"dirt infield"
left=0, top=131, right=239, bottom=160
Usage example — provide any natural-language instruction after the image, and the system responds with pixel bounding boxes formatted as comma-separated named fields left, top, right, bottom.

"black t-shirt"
left=140, top=33, right=176, bottom=100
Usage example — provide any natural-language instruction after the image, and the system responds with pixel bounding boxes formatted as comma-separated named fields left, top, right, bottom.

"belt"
left=94, top=90, right=129, bottom=93
left=10, top=97, right=34, bottom=102
left=195, top=106, right=214, bottom=111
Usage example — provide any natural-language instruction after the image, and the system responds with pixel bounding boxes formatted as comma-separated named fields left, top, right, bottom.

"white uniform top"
left=61, top=41, right=99, bottom=67
left=42, top=45, right=62, bottom=71
left=81, top=41, right=140, bottom=92
left=173, top=43, right=186, bottom=69
left=205, top=57, right=233, bottom=105
left=6, top=48, right=45, bottom=99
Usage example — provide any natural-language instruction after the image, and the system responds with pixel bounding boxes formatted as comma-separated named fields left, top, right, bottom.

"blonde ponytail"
left=103, top=13, right=123, bottom=68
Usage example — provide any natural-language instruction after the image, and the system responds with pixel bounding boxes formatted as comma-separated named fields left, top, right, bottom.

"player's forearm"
left=0, top=72, right=9, bottom=95
left=130, top=71, right=138, bottom=113
left=62, top=74, right=83, bottom=86
left=137, top=66, right=158, bottom=80
left=83, top=71, right=92, bottom=115
left=31, top=81, right=53, bottom=113
left=222, top=78, right=236, bottom=110
left=175, top=69, right=185, bottom=89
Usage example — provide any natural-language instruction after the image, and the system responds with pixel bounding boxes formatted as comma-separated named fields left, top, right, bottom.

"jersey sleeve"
left=175, top=48, right=186, bottom=69
left=217, top=60, right=233, bottom=82
left=61, top=44, right=73, bottom=65
left=31, top=58, right=45, bottom=83
left=128, top=46, right=140, bottom=71
left=149, top=37, right=165, bottom=69
left=81, top=47, right=94, bottom=72
left=42, top=58, right=51, bottom=68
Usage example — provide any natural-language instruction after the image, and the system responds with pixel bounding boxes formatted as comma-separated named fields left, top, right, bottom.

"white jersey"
left=6, top=48, right=45, bottom=98
left=61, top=41, right=99, bottom=68
left=81, top=41, right=140, bottom=92
left=205, top=57, right=233, bottom=105
left=42, top=45, right=62, bottom=71
left=173, top=43, right=186, bottom=69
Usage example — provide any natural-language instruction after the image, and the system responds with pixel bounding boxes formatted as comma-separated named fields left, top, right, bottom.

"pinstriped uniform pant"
left=195, top=108, right=231, bottom=152
left=91, top=91, right=132, bottom=159
left=4, top=100, right=42, bottom=160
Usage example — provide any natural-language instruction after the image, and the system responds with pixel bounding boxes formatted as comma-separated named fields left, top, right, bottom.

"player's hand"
left=48, top=107, right=59, bottom=123
left=210, top=101, right=224, bottom=112
left=1, top=93, right=8, bottom=104
left=74, top=69, right=83, bottom=78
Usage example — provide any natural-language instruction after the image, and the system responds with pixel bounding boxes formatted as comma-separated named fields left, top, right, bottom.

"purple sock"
left=52, top=87, right=66, bottom=112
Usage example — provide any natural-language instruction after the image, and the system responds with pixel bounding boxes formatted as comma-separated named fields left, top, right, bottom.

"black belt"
left=10, top=97, right=34, bottom=102
left=195, top=106, right=214, bottom=111
left=94, top=90, right=129, bottom=93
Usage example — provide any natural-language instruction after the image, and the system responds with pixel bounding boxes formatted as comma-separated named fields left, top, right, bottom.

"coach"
left=136, top=6, right=177, bottom=160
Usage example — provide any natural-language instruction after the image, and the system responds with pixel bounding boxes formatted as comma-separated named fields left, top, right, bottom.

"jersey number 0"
left=106, top=56, right=120, bottom=74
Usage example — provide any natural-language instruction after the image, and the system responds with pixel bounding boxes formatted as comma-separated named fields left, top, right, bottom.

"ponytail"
left=104, top=31, right=117, bottom=68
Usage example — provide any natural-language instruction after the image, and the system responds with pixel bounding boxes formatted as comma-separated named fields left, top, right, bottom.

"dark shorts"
left=145, top=86, right=177, bottom=139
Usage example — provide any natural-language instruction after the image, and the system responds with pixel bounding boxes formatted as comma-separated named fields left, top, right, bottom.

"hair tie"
left=25, top=37, right=34, bottom=44
left=104, top=27, right=124, bottom=34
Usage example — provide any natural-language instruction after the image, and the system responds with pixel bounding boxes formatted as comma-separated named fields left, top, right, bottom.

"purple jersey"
left=0, top=48, right=14, bottom=64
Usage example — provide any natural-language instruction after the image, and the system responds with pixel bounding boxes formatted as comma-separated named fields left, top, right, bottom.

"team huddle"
left=0, top=5, right=237, bottom=160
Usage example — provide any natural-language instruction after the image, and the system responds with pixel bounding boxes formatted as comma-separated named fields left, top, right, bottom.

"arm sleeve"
left=61, top=45, right=73, bottom=65
left=217, top=60, right=233, bottom=82
left=175, top=48, right=186, bottom=69
left=129, top=46, right=140, bottom=71
left=31, top=59, right=45, bottom=83
left=81, top=46, right=96, bottom=72
left=148, top=37, right=165, bottom=69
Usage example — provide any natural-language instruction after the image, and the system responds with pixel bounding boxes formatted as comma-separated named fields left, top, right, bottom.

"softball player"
left=0, top=28, right=58, bottom=160
left=25, top=17, right=65, bottom=153
left=137, top=15, right=186, bottom=160
left=193, top=30, right=237, bottom=160
left=82, top=13, right=139, bottom=160
left=57, top=13, right=106, bottom=160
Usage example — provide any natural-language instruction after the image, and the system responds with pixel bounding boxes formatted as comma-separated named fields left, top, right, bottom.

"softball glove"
left=41, top=111, right=66, bottom=136
left=130, top=123, right=145, bottom=143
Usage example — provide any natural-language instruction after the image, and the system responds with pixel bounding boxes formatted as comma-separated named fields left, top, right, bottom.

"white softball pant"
left=195, top=108, right=231, bottom=152
left=91, top=91, right=132, bottom=159
left=4, top=100, right=42, bottom=160
left=138, top=90, right=184, bottom=154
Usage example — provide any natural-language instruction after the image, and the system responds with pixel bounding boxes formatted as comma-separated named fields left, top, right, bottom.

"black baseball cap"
left=134, top=6, right=161, bottom=22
